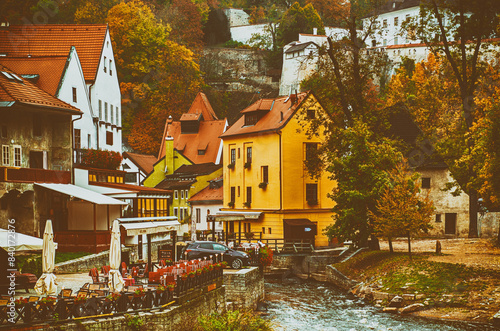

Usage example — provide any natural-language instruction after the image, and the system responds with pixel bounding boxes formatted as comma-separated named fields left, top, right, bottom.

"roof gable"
left=0, top=63, right=81, bottom=114
left=0, top=55, right=68, bottom=96
left=221, top=92, right=311, bottom=139
left=0, top=24, right=108, bottom=83
left=123, top=152, right=157, bottom=175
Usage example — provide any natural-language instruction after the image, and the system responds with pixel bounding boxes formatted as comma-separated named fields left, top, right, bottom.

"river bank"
left=335, top=238, right=500, bottom=326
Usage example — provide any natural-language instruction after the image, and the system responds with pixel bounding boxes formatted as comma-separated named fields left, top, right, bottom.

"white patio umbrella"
left=108, top=219, right=124, bottom=292
left=34, top=220, right=57, bottom=295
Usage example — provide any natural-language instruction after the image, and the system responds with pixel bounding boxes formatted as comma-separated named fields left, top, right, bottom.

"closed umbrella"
left=108, top=219, right=124, bottom=292
left=34, top=220, right=57, bottom=295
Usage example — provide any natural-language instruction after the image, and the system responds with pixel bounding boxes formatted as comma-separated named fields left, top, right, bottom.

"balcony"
left=0, top=167, right=71, bottom=183
left=54, top=230, right=111, bottom=253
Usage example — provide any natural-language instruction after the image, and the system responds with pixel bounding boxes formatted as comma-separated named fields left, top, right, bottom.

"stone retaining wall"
left=26, top=287, right=225, bottom=331
left=54, top=248, right=129, bottom=274
left=325, top=265, right=358, bottom=291
left=224, top=267, right=264, bottom=310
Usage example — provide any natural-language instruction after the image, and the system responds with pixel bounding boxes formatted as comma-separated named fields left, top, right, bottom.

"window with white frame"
left=174, top=207, right=178, bottom=218
left=116, top=106, right=120, bottom=125
left=105, top=102, right=108, bottom=122
left=99, top=100, right=102, bottom=119
left=13, top=146, right=21, bottom=167
left=185, top=190, right=189, bottom=199
left=111, top=105, right=114, bottom=124
left=2, top=145, right=10, bottom=166
left=181, top=190, right=184, bottom=199
left=174, top=190, right=178, bottom=199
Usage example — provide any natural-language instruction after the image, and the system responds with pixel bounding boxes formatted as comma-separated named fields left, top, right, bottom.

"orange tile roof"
left=0, top=24, right=107, bottom=83
left=241, top=98, right=274, bottom=113
left=221, top=92, right=310, bottom=138
left=158, top=92, right=226, bottom=163
left=188, top=185, right=223, bottom=203
left=123, top=152, right=157, bottom=175
left=0, top=56, right=68, bottom=96
left=0, top=63, right=81, bottom=114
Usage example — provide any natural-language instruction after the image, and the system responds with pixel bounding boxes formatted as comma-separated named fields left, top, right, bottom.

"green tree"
left=403, top=0, right=500, bottom=237
left=277, top=2, right=325, bottom=46
left=369, top=162, right=434, bottom=260
left=300, top=0, right=394, bottom=247
left=321, top=122, right=403, bottom=247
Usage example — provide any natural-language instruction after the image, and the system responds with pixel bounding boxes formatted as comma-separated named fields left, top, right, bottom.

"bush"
left=259, top=246, right=273, bottom=267
left=197, top=310, right=272, bottom=331
left=21, top=257, right=42, bottom=277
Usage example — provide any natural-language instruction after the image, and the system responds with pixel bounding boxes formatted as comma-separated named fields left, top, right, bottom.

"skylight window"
left=1, top=71, right=23, bottom=82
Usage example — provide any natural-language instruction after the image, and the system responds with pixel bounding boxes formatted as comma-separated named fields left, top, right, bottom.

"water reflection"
left=264, top=279, right=495, bottom=331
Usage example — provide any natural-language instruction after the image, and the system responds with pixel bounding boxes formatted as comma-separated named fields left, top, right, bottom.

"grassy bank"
left=335, top=250, right=500, bottom=322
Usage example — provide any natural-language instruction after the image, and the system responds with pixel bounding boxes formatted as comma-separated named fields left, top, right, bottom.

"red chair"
left=148, top=271, right=161, bottom=284
left=121, top=262, right=128, bottom=277
left=89, top=268, right=105, bottom=284
left=101, top=265, right=111, bottom=275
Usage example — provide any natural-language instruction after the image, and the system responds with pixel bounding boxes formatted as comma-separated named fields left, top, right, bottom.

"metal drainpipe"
left=278, top=130, right=282, bottom=211
left=71, top=113, right=83, bottom=183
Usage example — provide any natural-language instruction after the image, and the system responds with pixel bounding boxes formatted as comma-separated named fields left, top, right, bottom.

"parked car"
left=181, top=241, right=250, bottom=269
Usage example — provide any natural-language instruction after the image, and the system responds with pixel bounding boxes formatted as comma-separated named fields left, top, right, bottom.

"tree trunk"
left=469, top=189, right=479, bottom=238
left=407, top=231, right=412, bottom=262
left=388, top=237, right=393, bottom=253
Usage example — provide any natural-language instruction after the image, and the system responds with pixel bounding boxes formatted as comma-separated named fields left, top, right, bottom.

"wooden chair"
left=89, top=284, right=100, bottom=291
left=60, top=289, right=73, bottom=298
left=76, top=291, right=88, bottom=298
left=89, top=268, right=106, bottom=284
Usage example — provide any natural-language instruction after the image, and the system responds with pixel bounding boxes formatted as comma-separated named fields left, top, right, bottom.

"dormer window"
left=245, top=113, right=260, bottom=126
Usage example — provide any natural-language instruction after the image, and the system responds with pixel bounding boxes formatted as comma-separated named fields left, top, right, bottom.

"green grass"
left=335, top=250, right=500, bottom=299
left=55, top=251, right=91, bottom=264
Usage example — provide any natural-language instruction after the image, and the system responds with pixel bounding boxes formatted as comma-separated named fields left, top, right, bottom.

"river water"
left=263, top=279, right=496, bottom=331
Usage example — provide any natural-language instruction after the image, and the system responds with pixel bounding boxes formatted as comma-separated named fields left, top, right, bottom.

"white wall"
left=230, top=24, right=269, bottom=46
left=190, top=204, right=224, bottom=233
left=89, top=29, right=122, bottom=153
left=224, top=8, right=250, bottom=27
left=57, top=48, right=97, bottom=150
left=121, top=157, right=143, bottom=185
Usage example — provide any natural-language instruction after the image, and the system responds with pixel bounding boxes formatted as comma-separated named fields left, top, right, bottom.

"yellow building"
left=220, top=92, right=335, bottom=247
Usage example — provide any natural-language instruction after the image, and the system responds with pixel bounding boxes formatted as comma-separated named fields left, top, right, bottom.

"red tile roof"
left=188, top=185, right=223, bottom=203
left=158, top=92, right=226, bottom=164
left=0, top=56, right=68, bottom=96
left=221, top=92, right=310, bottom=138
left=0, top=63, right=81, bottom=114
left=0, top=24, right=107, bottom=83
left=123, top=152, right=157, bottom=175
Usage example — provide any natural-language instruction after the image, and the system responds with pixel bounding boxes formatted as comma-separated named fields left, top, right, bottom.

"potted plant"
left=243, top=201, right=251, bottom=208
left=244, top=161, right=251, bottom=169
left=196, top=269, right=202, bottom=276
left=74, top=296, right=87, bottom=305
left=40, top=296, right=57, bottom=307
left=105, top=293, right=121, bottom=302
left=156, top=285, right=166, bottom=293
left=15, top=297, right=28, bottom=308
left=227, top=162, right=235, bottom=169
left=258, top=182, right=268, bottom=189
left=220, top=261, right=228, bottom=268
left=181, top=273, right=188, bottom=280
left=134, top=288, right=146, bottom=297
left=228, top=201, right=235, bottom=208
left=189, top=271, right=196, bottom=278
left=166, top=283, right=175, bottom=292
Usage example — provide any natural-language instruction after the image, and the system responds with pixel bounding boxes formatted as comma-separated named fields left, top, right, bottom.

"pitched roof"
left=0, top=24, right=107, bottom=83
left=188, top=184, right=223, bottom=203
left=172, top=163, right=222, bottom=176
left=221, top=92, right=310, bottom=139
left=285, top=41, right=318, bottom=53
left=0, top=55, right=68, bottom=96
left=155, top=179, right=197, bottom=190
left=0, top=63, right=81, bottom=114
left=158, top=93, right=226, bottom=163
left=123, top=152, right=157, bottom=175
left=186, top=92, right=218, bottom=121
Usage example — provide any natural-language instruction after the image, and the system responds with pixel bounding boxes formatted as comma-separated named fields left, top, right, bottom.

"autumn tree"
left=370, top=162, right=435, bottom=260
left=277, top=2, right=325, bottom=46
left=300, top=0, right=394, bottom=247
left=108, top=0, right=203, bottom=154
left=401, top=0, right=500, bottom=237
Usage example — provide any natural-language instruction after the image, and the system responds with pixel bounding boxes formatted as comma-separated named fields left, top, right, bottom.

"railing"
left=0, top=167, right=71, bottom=183
left=1, top=262, right=224, bottom=326
left=236, top=239, right=315, bottom=254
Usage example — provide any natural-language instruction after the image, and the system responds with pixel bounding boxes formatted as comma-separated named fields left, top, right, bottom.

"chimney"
left=313, top=27, right=317, bottom=35
left=164, top=136, right=174, bottom=175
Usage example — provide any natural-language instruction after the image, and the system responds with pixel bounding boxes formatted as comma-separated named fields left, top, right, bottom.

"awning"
left=0, top=228, right=58, bottom=251
left=284, top=219, right=317, bottom=234
left=208, top=211, right=262, bottom=222
left=118, top=217, right=180, bottom=236
left=35, top=183, right=127, bottom=205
